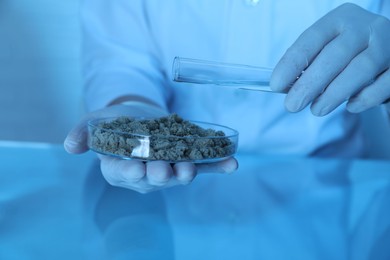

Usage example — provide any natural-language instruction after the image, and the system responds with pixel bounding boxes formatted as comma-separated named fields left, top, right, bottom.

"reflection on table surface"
left=0, top=143, right=389, bottom=260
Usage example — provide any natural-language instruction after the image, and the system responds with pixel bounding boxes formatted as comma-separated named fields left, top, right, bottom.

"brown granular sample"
left=89, top=113, right=236, bottom=162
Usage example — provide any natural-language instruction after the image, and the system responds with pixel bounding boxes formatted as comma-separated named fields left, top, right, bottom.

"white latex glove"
left=64, top=102, right=238, bottom=193
left=271, top=3, right=390, bottom=116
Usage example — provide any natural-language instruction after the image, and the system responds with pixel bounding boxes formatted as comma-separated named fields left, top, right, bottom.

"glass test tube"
left=172, top=57, right=289, bottom=93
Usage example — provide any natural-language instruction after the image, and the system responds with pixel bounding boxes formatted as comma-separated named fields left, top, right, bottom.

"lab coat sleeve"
left=81, top=0, right=171, bottom=111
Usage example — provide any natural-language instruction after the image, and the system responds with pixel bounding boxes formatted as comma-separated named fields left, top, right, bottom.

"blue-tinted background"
left=0, top=0, right=83, bottom=143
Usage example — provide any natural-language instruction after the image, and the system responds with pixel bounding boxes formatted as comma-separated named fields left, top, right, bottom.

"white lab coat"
left=81, top=0, right=388, bottom=157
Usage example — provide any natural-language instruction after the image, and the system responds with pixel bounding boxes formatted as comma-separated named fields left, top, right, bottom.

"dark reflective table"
left=1, top=142, right=389, bottom=260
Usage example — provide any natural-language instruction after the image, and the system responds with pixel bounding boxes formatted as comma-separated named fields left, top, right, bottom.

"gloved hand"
left=64, top=101, right=238, bottom=193
left=271, top=3, right=390, bottom=116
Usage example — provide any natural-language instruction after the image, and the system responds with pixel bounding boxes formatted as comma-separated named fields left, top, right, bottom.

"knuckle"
left=355, top=52, right=382, bottom=75
left=123, top=171, right=145, bottom=183
left=331, top=38, right=358, bottom=59
left=148, top=172, right=170, bottom=186
left=282, top=46, right=309, bottom=70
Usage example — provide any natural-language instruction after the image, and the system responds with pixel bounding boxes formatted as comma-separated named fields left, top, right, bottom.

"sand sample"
left=88, top=114, right=237, bottom=162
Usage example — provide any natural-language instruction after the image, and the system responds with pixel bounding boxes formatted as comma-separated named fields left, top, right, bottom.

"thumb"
left=64, top=118, right=90, bottom=154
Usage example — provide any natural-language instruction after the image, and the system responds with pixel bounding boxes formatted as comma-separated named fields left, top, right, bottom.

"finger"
left=63, top=105, right=131, bottom=154
left=270, top=14, right=338, bottom=92
left=347, top=68, right=390, bottom=113
left=64, top=119, right=90, bottom=154
left=311, top=46, right=387, bottom=116
left=284, top=30, right=369, bottom=113
left=173, top=162, right=197, bottom=185
left=100, top=157, right=146, bottom=187
left=197, top=157, right=238, bottom=174
left=146, top=161, right=174, bottom=186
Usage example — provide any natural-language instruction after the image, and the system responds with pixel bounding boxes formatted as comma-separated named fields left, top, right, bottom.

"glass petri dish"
left=87, top=116, right=239, bottom=164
